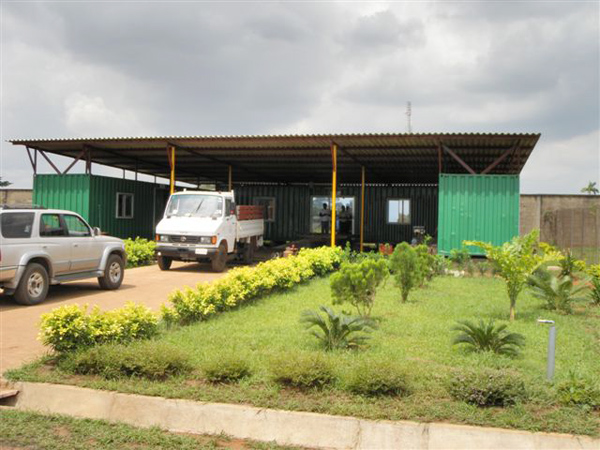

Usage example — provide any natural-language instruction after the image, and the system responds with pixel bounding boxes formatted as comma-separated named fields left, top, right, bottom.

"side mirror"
left=93, top=227, right=101, bottom=236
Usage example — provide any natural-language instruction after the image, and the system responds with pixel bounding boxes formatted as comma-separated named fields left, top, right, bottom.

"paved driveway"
left=0, top=262, right=226, bottom=374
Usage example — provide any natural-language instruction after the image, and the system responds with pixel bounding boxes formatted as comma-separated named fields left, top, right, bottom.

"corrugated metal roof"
left=9, top=132, right=540, bottom=184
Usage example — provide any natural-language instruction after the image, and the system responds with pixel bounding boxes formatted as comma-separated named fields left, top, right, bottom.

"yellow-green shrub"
left=124, top=237, right=156, bottom=268
left=39, top=302, right=159, bottom=353
left=162, top=246, right=342, bottom=325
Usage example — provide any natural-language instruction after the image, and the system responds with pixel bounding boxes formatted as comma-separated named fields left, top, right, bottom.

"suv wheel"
left=98, top=254, right=124, bottom=290
left=157, top=255, right=172, bottom=271
left=13, top=263, right=49, bottom=305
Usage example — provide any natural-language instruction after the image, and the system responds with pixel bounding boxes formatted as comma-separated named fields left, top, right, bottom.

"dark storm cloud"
left=1, top=1, right=598, bottom=193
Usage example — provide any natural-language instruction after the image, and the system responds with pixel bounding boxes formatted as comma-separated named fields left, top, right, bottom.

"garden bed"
left=7, top=276, right=600, bottom=436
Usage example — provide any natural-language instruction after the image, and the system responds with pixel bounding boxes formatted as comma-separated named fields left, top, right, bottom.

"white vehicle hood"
left=156, top=216, right=221, bottom=235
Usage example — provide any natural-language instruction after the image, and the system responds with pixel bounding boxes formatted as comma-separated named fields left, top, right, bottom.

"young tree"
left=581, top=181, right=599, bottom=195
left=330, top=259, right=388, bottom=317
left=465, top=230, right=561, bottom=320
left=389, top=242, right=422, bottom=303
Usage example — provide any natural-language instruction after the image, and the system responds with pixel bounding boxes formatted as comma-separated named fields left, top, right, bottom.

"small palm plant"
left=300, top=306, right=376, bottom=351
left=589, top=277, right=600, bottom=306
left=528, top=272, right=589, bottom=313
left=452, top=319, right=525, bottom=357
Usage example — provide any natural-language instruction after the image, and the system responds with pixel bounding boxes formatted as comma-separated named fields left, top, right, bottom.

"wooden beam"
left=438, top=145, right=442, bottom=174
left=481, top=143, right=519, bottom=174
left=25, top=146, right=36, bottom=173
left=37, top=149, right=61, bottom=174
left=442, top=145, right=476, bottom=175
left=62, top=149, right=87, bottom=175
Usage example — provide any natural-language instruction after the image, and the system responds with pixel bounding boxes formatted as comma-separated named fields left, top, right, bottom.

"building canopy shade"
left=9, top=132, right=540, bottom=185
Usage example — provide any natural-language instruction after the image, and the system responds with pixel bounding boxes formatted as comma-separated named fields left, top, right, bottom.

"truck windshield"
left=166, top=194, right=223, bottom=218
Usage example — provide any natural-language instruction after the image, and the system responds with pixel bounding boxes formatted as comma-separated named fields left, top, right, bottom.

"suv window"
left=40, top=214, right=67, bottom=237
left=63, top=215, right=91, bottom=237
left=1, top=212, right=35, bottom=238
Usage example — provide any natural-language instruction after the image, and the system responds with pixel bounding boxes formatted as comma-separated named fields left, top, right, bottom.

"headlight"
left=159, top=235, right=169, bottom=242
left=199, top=236, right=212, bottom=244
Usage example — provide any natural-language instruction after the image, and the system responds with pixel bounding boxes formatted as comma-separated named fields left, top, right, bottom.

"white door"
left=222, top=198, right=237, bottom=253
left=63, top=214, right=103, bottom=272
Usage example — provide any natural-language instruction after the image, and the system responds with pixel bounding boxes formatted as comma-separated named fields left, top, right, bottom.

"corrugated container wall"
left=234, top=183, right=438, bottom=244
left=33, top=174, right=167, bottom=239
left=33, top=175, right=91, bottom=220
left=437, top=174, right=520, bottom=256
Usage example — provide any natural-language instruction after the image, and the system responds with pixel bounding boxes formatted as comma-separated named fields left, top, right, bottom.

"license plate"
left=195, top=248, right=208, bottom=255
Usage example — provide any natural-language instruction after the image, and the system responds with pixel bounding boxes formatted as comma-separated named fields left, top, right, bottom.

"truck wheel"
left=13, top=263, right=49, bottom=305
left=158, top=255, right=172, bottom=271
left=98, top=254, right=124, bottom=290
left=243, top=239, right=255, bottom=264
left=211, top=242, right=228, bottom=272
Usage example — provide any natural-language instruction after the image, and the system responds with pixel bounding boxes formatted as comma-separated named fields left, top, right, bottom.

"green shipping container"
left=33, top=174, right=169, bottom=239
left=437, top=174, right=520, bottom=256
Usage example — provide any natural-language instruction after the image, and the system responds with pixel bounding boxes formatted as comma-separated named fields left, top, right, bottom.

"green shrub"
left=39, top=302, right=159, bottom=353
left=344, top=361, right=410, bottom=397
left=162, top=246, right=343, bottom=326
left=528, top=272, right=589, bottom=313
left=61, top=341, right=192, bottom=380
left=477, top=262, right=489, bottom=276
left=330, top=259, right=388, bottom=317
left=124, top=237, right=156, bottom=268
left=432, top=254, right=449, bottom=276
left=389, top=242, right=421, bottom=303
left=269, top=353, right=335, bottom=389
left=202, top=355, right=252, bottom=383
left=300, top=306, right=376, bottom=350
left=556, top=373, right=600, bottom=409
left=558, top=249, right=586, bottom=278
left=588, top=276, right=600, bottom=306
left=449, top=246, right=470, bottom=268
left=466, top=230, right=562, bottom=321
left=451, top=319, right=525, bottom=357
left=414, top=244, right=436, bottom=283
left=448, top=369, right=527, bottom=407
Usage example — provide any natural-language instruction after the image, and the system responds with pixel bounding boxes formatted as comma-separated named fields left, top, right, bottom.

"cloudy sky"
left=1, top=1, right=598, bottom=193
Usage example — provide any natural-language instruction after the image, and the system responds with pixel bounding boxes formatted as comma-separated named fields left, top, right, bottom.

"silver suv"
left=0, top=207, right=126, bottom=305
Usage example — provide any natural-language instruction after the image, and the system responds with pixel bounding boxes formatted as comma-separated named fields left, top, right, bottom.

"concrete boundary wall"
left=3, top=381, right=599, bottom=450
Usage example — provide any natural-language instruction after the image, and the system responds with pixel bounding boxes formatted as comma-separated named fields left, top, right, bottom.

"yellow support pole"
left=169, top=145, right=176, bottom=195
left=360, top=166, right=365, bottom=252
left=330, top=143, right=337, bottom=248
left=228, top=165, right=233, bottom=191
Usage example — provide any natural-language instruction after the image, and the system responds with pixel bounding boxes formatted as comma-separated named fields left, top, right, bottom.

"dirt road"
left=0, top=262, right=225, bottom=374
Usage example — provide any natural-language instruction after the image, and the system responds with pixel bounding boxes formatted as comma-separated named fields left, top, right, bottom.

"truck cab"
left=155, top=190, right=264, bottom=272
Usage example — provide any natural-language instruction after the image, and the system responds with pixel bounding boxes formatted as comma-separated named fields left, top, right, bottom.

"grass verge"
left=7, top=275, right=600, bottom=436
left=0, top=409, right=300, bottom=450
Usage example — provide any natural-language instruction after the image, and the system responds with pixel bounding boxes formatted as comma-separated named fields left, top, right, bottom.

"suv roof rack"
left=0, top=204, right=47, bottom=210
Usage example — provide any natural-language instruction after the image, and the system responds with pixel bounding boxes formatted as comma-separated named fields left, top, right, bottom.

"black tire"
left=211, top=242, right=228, bottom=272
left=98, top=254, right=125, bottom=290
left=157, top=255, right=173, bottom=271
left=13, top=263, right=49, bottom=306
left=242, top=240, right=255, bottom=264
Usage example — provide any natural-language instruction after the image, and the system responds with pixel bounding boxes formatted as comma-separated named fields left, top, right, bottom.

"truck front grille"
left=169, top=235, right=200, bottom=244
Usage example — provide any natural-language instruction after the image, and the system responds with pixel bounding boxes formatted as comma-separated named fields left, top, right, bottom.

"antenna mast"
left=406, top=101, right=412, bottom=133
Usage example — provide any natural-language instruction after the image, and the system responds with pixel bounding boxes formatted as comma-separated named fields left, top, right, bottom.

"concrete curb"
left=2, top=381, right=598, bottom=450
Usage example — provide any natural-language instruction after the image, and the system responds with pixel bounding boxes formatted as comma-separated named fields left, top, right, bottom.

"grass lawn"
left=7, top=275, right=600, bottom=436
left=0, top=409, right=299, bottom=450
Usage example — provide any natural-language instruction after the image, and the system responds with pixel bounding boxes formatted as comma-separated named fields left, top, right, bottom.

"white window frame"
left=253, top=197, right=276, bottom=223
left=116, top=192, right=134, bottom=219
left=387, top=198, right=411, bottom=225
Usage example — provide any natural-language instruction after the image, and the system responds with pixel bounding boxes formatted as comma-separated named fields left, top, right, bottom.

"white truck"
left=154, top=190, right=264, bottom=272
